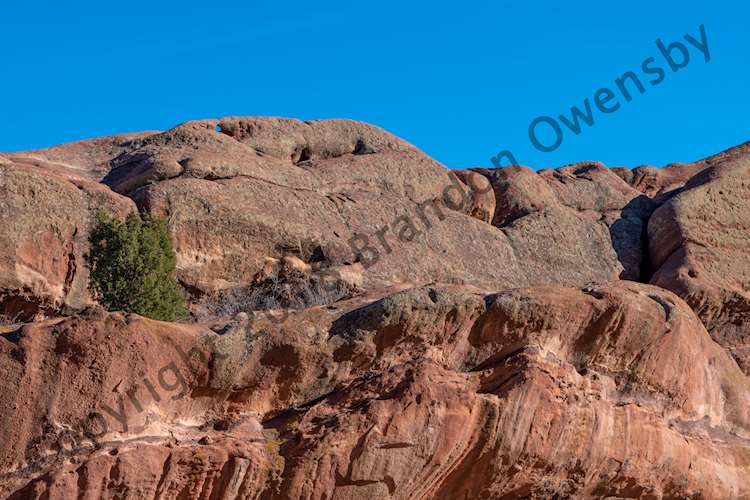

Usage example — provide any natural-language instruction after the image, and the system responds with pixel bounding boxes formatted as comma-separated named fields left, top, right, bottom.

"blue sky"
left=1, top=1, right=747, bottom=169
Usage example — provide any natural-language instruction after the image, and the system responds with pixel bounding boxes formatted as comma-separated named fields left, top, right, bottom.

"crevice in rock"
left=647, top=294, right=673, bottom=321
left=179, top=279, right=206, bottom=303
left=62, top=243, right=77, bottom=299
left=637, top=215, right=655, bottom=284
left=0, top=292, right=53, bottom=323
left=468, top=345, right=526, bottom=373
left=298, top=147, right=312, bottom=163
left=353, top=139, right=376, bottom=155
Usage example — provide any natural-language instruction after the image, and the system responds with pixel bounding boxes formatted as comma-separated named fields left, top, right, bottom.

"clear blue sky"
left=1, top=1, right=747, bottom=169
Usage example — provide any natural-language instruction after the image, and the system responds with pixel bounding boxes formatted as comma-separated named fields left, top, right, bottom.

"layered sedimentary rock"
left=0, top=118, right=749, bottom=498
left=2, top=282, right=748, bottom=498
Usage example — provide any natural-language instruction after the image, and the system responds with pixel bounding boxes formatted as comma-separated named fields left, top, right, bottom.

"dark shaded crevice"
left=353, top=139, right=376, bottom=155
left=261, top=372, right=379, bottom=427
left=0, top=293, right=53, bottom=323
left=296, top=147, right=312, bottom=164
left=609, top=194, right=658, bottom=284
left=62, top=249, right=77, bottom=299
left=0, top=328, right=22, bottom=345
left=468, top=345, right=526, bottom=373
left=637, top=216, right=655, bottom=283
left=178, top=279, right=206, bottom=302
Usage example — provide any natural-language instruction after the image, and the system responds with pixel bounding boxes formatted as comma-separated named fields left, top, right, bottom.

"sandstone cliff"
left=0, top=118, right=748, bottom=499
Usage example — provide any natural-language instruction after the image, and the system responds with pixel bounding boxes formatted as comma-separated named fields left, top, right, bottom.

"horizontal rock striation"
left=0, top=118, right=748, bottom=498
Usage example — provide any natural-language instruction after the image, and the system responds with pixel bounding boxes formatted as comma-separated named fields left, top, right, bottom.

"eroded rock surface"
left=2, top=282, right=748, bottom=498
left=0, top=119, right=749, bottom=498
left=128, top=119, right=640, bottom=295
left=649, top=155, right=750, bottom=375
left=472, top=162, right=654, bottom=281
left=0, top=162, right=134, bottom=319
left=2, top=118, right=656, bottom=308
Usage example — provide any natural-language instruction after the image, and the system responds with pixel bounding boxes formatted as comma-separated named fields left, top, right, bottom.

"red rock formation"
left=0, top=119, right=748, bottom=498
left=4, top=117, right=652, bottom=304
left=612, top=140, right=750, bottom=199
left=471, top=161, right=654, bottom=281
left=2, top=282, right=748, bottom=498
left=649, top=155, right=750, bottom=375
left=0, top=161, right=134, bottom=319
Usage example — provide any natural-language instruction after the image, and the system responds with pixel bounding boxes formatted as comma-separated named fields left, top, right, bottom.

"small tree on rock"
left=87, top=212, right=187, bottom=321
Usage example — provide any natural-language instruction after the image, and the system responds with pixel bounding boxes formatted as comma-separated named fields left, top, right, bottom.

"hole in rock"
left=298, top=148, right=312, bottom=163
left=353, top=139, right=375, bottom=155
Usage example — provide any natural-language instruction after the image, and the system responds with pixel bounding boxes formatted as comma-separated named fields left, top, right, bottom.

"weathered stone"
left=3, top=282, right=748, bottom=498
left=0, top=162, right=135, bottom=319
left=2, top=119, right=749, bottom=498
left=649, top=155, right=750, bottom=374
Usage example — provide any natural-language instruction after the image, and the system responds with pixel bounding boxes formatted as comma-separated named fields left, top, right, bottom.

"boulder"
left=473, top=161, right=654, bottom=281
left=451, top=169, right=496, bottom=223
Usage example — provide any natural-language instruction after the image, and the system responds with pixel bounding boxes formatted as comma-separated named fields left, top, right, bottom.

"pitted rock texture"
left=2, top=118, right=653, bottom=305
left=0, top=118, right=749, bottom=499
left=0, top=162, right=134, bottom=319
left=472, top=162, right=655, bottom=281
left=649, top=155, right=750, bottom=375
left=129, top=118, right=641, bottom=295
left=1, top=282, right=749, bottom=498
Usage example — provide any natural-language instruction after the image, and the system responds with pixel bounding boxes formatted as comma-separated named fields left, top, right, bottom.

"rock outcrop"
left=0, top=118, right=748, bottom=499
left=2, top=282, right=748, bottom=498
left=0, top=161, right=134, bottom=319
left=473, top=162, right=654, bottom=281
left=649, top=155, right=750, bottom=375
left=3, top=118, right=657, bottom=306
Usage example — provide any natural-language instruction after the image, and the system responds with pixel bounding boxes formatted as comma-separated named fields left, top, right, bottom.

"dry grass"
left=197, top=267, right=358, bottom=321
left=0, top=313, right=23, bottom=335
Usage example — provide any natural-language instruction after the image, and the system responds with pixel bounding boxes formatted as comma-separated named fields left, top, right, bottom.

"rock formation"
left=649, top=157, right=750, bottom=375
left=0, top=118, right=748, bottom=499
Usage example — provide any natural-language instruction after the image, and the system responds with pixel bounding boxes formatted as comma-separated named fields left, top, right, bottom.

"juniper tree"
left=87, top=212, right=187, bottom=321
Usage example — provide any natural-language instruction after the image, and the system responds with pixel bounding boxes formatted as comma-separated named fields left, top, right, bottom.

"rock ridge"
left=0, top=118, right=748, bottom=498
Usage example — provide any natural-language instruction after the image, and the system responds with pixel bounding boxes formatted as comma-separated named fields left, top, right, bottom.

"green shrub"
left=87, top=212, right=187, bottom=321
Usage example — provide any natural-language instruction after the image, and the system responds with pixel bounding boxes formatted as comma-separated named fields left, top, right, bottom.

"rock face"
left=2, top=283, right=748, bottom=498
left=0, top=160, right=134, bottom=319
left=475, top=161, right=654, bottom=281
left=0, top=118, right=748, bottom=499
left=613, top=140, right=750, bottom=200
left=649, top=156, right=750, bottom=375
left=0, top=312, right=273, bottom=499
left=129, top=118, right=645, bottom=296
left=4, top=118, right=652, bottom=303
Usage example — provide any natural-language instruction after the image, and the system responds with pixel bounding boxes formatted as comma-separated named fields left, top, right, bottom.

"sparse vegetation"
left=188, top=450, right=208, bottom=493
left=87, top=212, right=187, bottom=321
left=0, top=314, right=20, bottom=326
left=199, top=266, right=357, bottom=320
left=0, top=313, right=22, bottom=332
